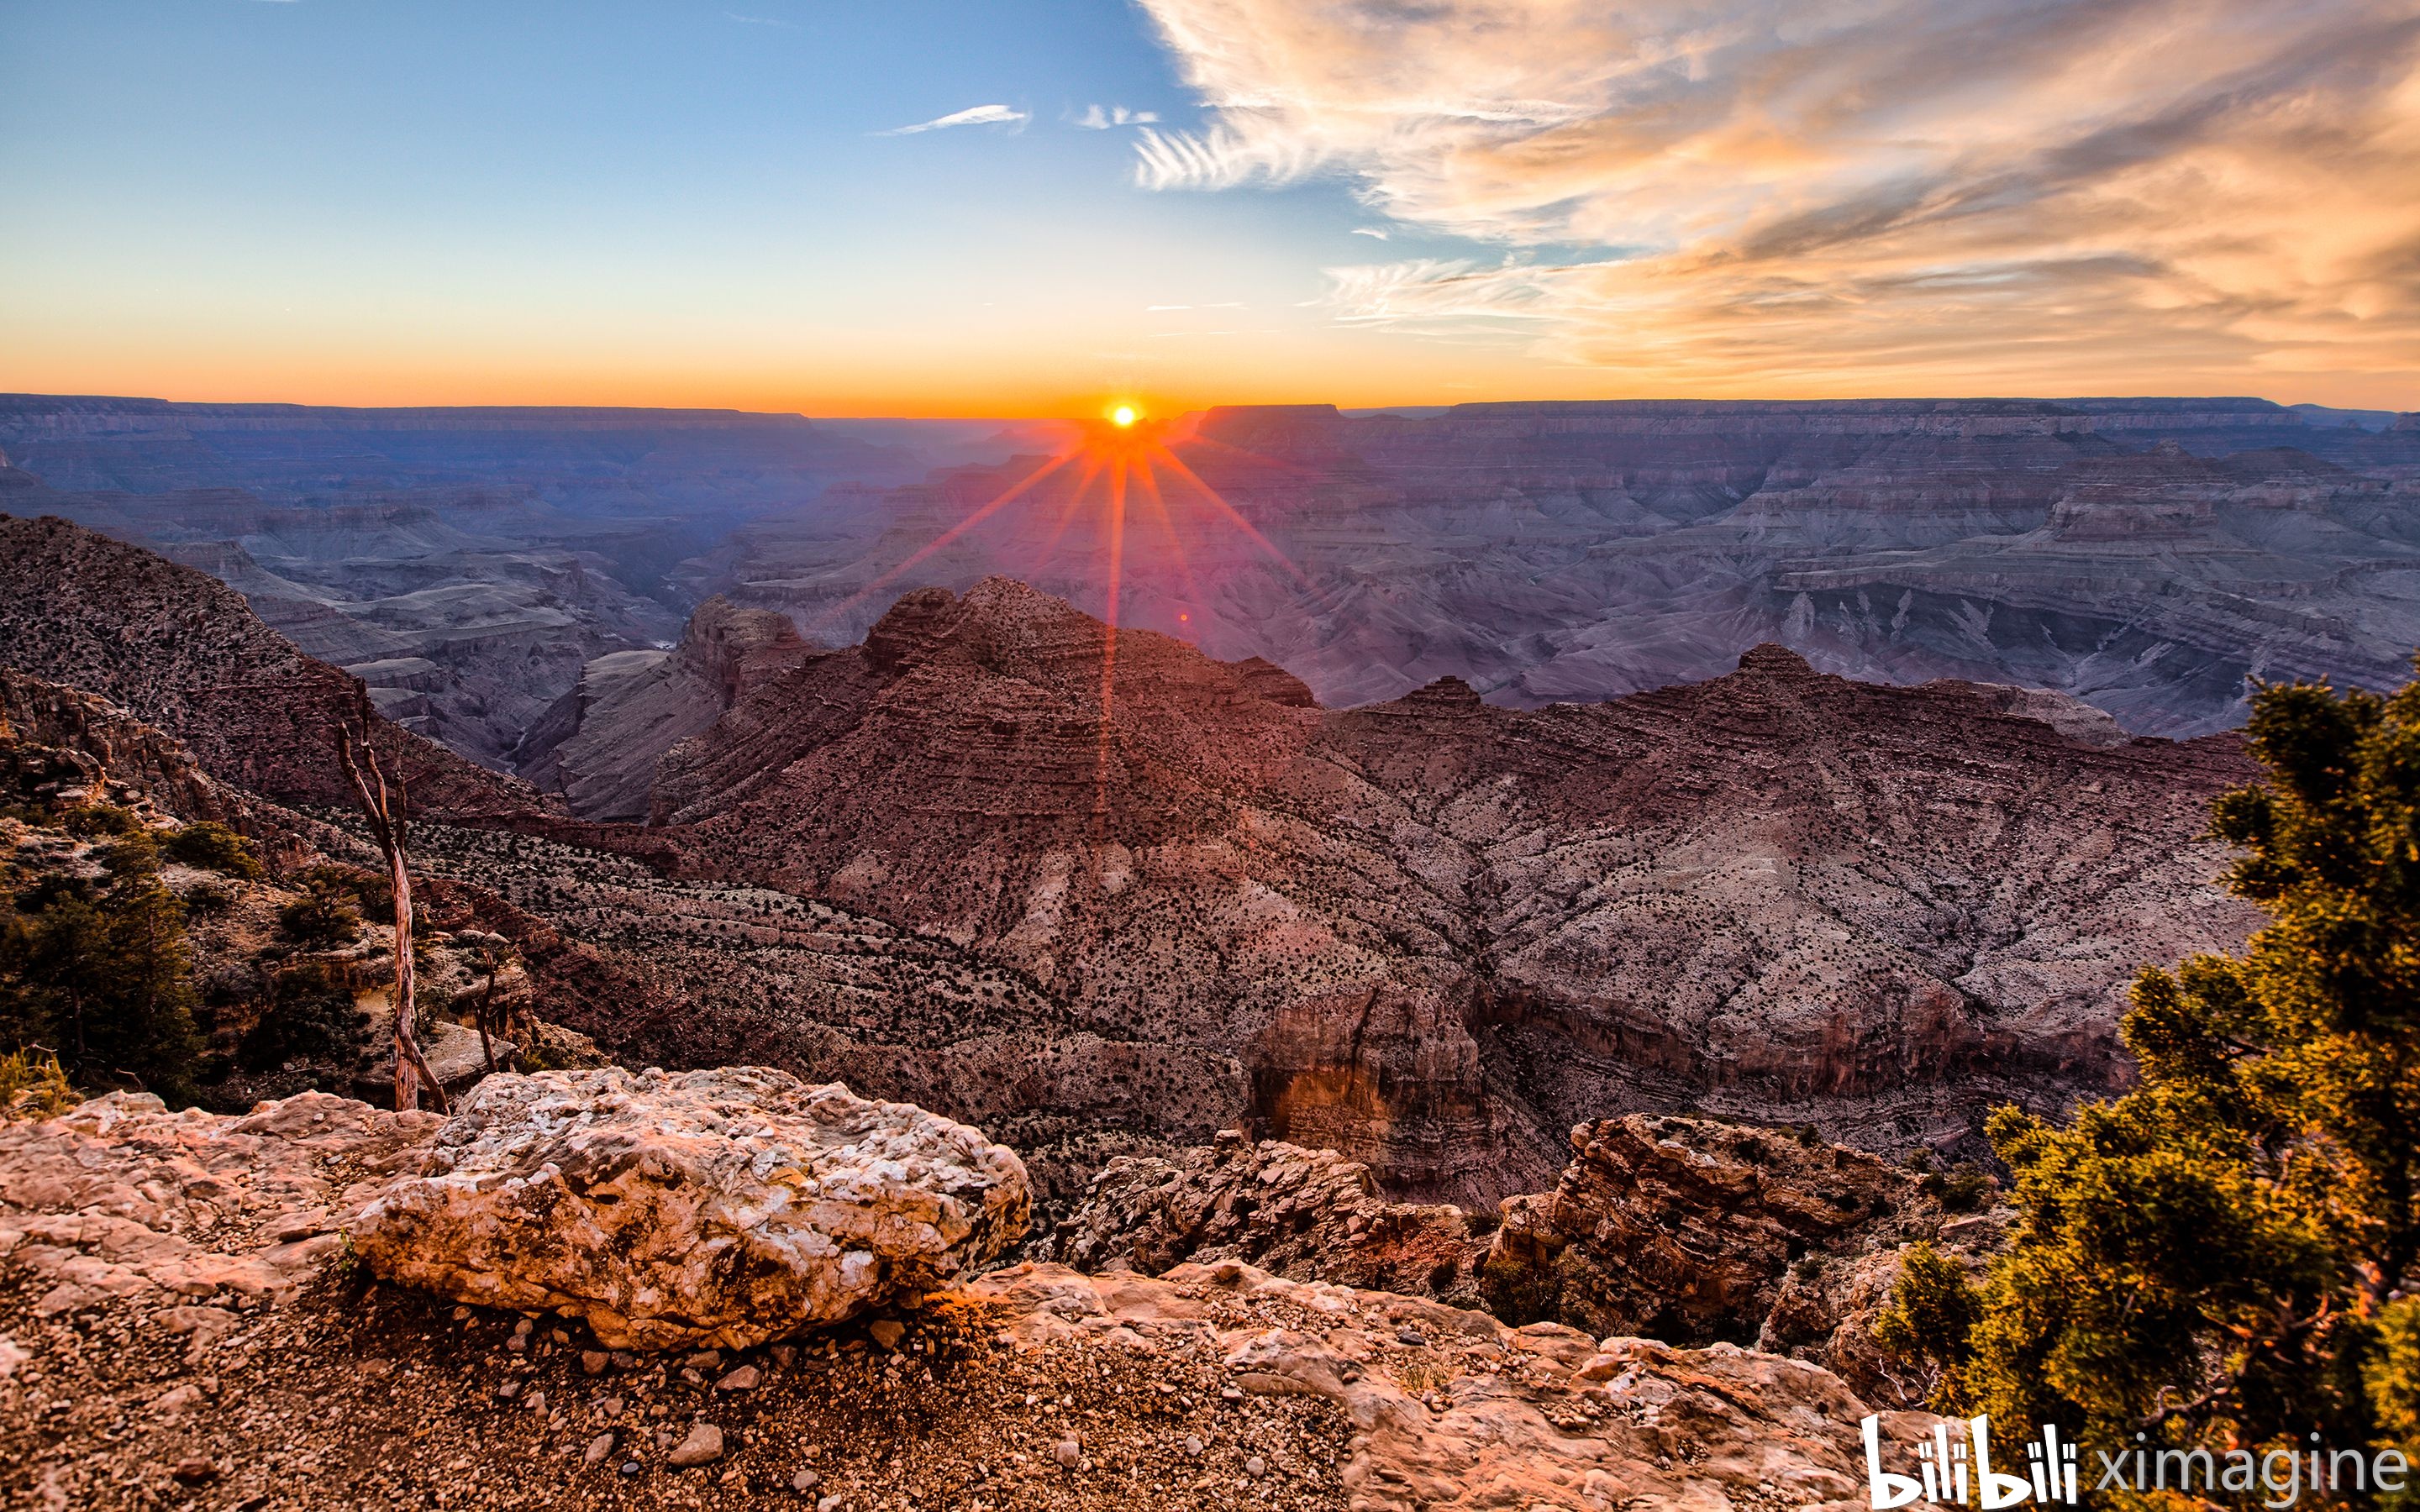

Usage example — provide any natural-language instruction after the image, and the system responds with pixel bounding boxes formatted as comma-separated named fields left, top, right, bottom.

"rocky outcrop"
left=0, top=667, right=239, bottom=825
left=518, top=596, right=808, bottom=819
left=1, top=1084, right=1940, bottom=1512
left=973, top=1260, right=1937, bottom=1512
left=1046, top=1131, right=1486, bottom=1304
left=350, top=1067, right=1031, bottom=1348
left=0, top=1090, right=439, bottom=1311
left=0, top=514, right=539, bottom=817
left=547, top=580, right=2254, bottom=1203
left=1480, top=1115, right=2007, bottom=1403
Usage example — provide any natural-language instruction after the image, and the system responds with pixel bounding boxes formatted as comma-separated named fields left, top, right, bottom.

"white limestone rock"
left=350, top=1066, right=1029, bottom=1349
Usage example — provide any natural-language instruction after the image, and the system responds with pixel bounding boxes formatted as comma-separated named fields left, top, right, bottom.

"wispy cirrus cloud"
left=878, top=104, right=1028, bottom=136
left=1129, top=0, right=2420, bottom=394
left=724, top=12, right=796, bottom=27
left=1076, top=104, right=1161, bottom=129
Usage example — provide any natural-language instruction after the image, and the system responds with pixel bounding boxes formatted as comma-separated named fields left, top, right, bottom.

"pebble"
left=668, top=1421, right=725, bottom=1467
left=171, top=1457, right=218, bottom=1485
left=867, top=1320, right=905, bottom=1351
left=1396, top=1328, right=1428, bottom=1347
left=1054, top=1436, right=1082, bottom=1468
left=1184, top=1436, right=1204, bottom=1457
left=581, top=1350, right=610, bottom=1375
left=584, top=1433, right=615, bottom=1467
left=1245, top=1456, right=1267, bottom=1478
left=525, top=1391, right=547, bottom=1415
left=791, top=1468, right=822, bottom=1492
left=620, top=1461, right=643, bottom=1478
left=682, top=1350, right=723, bottom=1371
left=817, top=1497, right=845, bottom=1512
left=717, top=1365, right=760, bottom=1392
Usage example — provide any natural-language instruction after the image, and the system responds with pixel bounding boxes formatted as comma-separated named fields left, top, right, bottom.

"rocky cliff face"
left=507, top=578, right=2258, bottom=1205
left=1479, top=1116, right=2004, bottom=1404
left=1044, top=1132, right=1486, bottom=1305
left=1050, top=1115, right=2002, bottom=1410
left=516, top=596, right=808, bottom=819
left=0, top=514, right=539, bottom=818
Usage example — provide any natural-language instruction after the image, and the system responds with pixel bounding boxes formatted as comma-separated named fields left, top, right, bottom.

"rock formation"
left=1478, top=1115, right=2000, bottom=1403
left=503, top=578, right=2257, bottom=1205
left=516, top=596, right=810, bottom=820
left=350, top=1067, right=1031, bottom=1348
left=1045, top=1131, right=1486, bottom=1305
left=0, top=513, right=538, bottom=817
left=0, top=1085, right=1939, bottom=1511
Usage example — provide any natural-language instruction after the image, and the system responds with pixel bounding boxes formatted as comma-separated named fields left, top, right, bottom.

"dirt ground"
left=0, top=1266, right=1358, bottom=1512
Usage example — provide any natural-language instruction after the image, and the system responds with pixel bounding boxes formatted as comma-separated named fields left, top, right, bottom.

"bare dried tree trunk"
left=336, top=718, right=448, bottom=1115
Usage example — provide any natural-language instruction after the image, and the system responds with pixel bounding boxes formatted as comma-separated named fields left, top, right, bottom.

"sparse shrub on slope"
left=1880, top=661, right=2420, bottom=1469
left=163, top=821, right=264, bottom=879
left=241, top=961, right=366, bottom=1072
left=0, top=835, right=203, bottom=1102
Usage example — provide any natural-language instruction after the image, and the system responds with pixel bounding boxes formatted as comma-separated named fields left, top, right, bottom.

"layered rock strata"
left=523, top=579, right=2258, bottom=1202
left=1044, top=1132, right=1486, bottom=1305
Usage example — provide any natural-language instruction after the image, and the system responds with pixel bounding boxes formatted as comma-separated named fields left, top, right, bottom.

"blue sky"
left=3, top=0, right=2413, bottom=412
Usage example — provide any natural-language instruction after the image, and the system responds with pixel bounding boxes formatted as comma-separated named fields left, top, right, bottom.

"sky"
left=2, top=0, right=2416, bottom=415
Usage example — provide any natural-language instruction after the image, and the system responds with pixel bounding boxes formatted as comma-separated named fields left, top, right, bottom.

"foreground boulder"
left=350, top=1066, right=1030, bottom=1349
left=5, top=1086, right=1939, bottom=1509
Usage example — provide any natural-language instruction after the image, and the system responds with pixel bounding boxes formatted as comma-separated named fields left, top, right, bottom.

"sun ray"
left=1146, top=445, right=1316, bottom=591
left=805, top=448, right=1082, bottom=635
left=1032, top=452, right=1107, bottom=577
left=1094, top=453, right=1130, bottom=822
left=1132, top=456, right=1208, bottom=629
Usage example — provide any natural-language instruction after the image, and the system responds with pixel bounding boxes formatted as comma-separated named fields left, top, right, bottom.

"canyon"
left=6, top=394, right=2417, bottom=784
left=0, top=395, right=2360, bottom=1509
left=2, top=510, right=2262, bottom=1210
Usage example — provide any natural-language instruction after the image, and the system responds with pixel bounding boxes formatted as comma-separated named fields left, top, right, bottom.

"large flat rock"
left=349, top=1066, right=1030, bottom=1349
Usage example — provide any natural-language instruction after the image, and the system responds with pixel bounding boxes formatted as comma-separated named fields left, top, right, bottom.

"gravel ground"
left=0, top=1269, right=1355, bottom=1512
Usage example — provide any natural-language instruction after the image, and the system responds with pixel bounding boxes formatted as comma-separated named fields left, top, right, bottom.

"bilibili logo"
left=1863, top=1415, right=2077, bottom=1508
left=1864, top=1416, right=2416, bottom=1509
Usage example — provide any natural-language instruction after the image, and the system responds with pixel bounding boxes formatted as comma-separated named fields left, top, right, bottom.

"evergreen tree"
left=1881, top=667, right=2420, bottom=1468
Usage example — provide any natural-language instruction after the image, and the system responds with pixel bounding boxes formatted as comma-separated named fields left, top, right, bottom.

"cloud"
left=1129, top=0, right=2420, bottom=393
left=724, top=12, right=796, bottom=26
left=879, top=104, right=1028, bottom=136
left=1351, top=227, right=1390, bottom=239
left=1076, top=104, right=1162, bottom=129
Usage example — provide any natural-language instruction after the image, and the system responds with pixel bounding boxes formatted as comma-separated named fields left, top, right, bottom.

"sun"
left=1109, top=402, right=1139, bottom=428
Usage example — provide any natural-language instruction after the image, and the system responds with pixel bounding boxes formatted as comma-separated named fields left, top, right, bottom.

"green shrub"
left=0, top=1047, right=79, bottom=1120
left=277, top=891, right=360, bottom=949
left=162, top=822, right=264, bottom=879
left=60, top=803, right=139, bottom=837
left=242, top=963, right=365, bottom=1070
